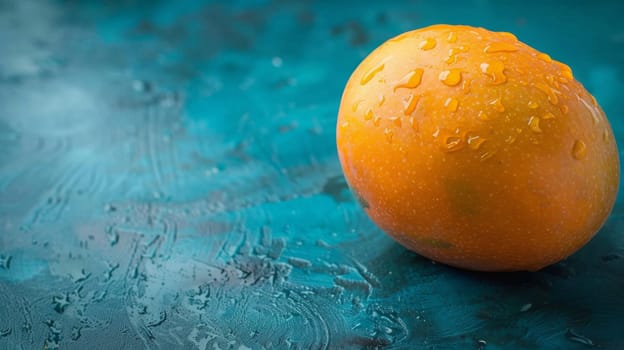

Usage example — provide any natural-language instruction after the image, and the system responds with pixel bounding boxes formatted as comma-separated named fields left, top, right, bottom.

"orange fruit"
left=336, top=25, right=619, bottom=271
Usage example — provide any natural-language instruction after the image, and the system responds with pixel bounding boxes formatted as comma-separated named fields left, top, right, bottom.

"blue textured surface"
left=1, top=0, right=624, bottom=349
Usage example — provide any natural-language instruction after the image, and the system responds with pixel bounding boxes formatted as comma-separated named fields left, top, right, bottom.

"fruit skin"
left=336, top=24, right=620, bottom=272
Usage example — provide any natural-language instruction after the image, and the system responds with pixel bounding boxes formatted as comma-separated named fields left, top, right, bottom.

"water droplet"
left=534, top=82, right=559, bottom=105
left=590, top=94, right=599, bottom=106
left=578, top=96, right=601, bottom=125
left=546, top=74, right=559, bottom=88
left=418, top=38, right=437, bottom=50
left=389, top=116, right=402, bottom=127
left=364, top=109, right=373, bottom=121
left=505, top=134, right=517, bottom=144
left=441, top=135, right=464, bottom=152
left=556, top=62, right=574, bottom=80
left=447, top=32, right=457, bottom=43
left=378, top=94, right=386, bottom=106
left=373, top=115, right=382, bottom=126
left=489, top=96, right=505, bottom=112
left=480, top=151, right=496, bottom=161
left=566, top=329, right=595, bottom=347
left=341, top=121, right=349, bottom=128
left=71, top=326, right=82, bottom=341
left=444, top=47, right=467, bottom=64
left=439, top=69, right=462, bottom=86
left=409, top=116, right=419, bottom=131
left=542, top=112, right=555, bottom=120
left=557, top=76, right=570, bottom=85
left=106, top=228, right=119, bottom=246
left=572, top=140, right=586, bottom=160
left=403, top=94, right=419, bottom=115
left=352, top=100, right=362, bottom=112
left=384, top=128, right=394, bottom=143
left=560, top=105, right=569, bottom=114
left=444, top=97, right=459, bottom=112
left=432, top=128, right=440, bottom=138
left=527, top=100, right=539, bottom=109
left=394, top=68, right=424, bottom=91
left=603, top=129, right=610, bottom=143
left=52, top=293, right=71, bottom=313
left=462, top=79, right=472, bottom=94
left=480, top=61, right=507, bottom=85
left=484, top=42, right=518, bottom=53
left=132, top=80, right=152, bottom=92
left=536, top=53, right=552, bottom=63
left=467, top=135, right=486, bottom=150
left=361, top=63, right=385, bottom=85
left=500, top=32, right=518, bottom=41
left=477, top=110, right=493, bottom=121
left=0, top=255, right=11, bottom=269
left=528, top=116, right=542, bottom=133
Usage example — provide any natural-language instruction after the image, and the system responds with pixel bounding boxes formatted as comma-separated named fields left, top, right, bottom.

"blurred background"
left=0, top=0, right=623, bottom=349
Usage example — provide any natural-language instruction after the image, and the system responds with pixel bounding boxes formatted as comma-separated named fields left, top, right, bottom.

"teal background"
left=0, top=0, right=623, bottom=349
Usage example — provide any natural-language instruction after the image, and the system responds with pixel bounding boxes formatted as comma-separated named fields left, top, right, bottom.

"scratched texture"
left=1, top=0, right=624, bottom=349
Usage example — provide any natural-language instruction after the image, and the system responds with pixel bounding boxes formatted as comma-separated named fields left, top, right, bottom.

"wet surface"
left=1, top=0, right=624, bottom=349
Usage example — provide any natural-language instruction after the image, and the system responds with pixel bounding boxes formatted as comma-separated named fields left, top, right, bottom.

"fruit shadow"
left=368, top=210, right=624, bottom=347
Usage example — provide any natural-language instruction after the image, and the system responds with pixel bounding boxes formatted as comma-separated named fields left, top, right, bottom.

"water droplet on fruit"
left=364, top=109, right=373, bottom=121
left=536, top=53, right=552, bottom=63
left=578, top=96, right=601, bottom=125
left=444, top=97, right=459, bottom=112
left=546, top=74, right=558, bottom=88
left=418, top=38, right=437, bottom=50
left=352, top=100, right=362, bottom=112
left=527, top=100, right=539, bottom=109
left=480, top=61, right=507, bottom=85
left=444, top=47, right=467, bottom=64
left=480, top=151, right=496, bottom=161
left=462, top=79, right=472, bottom=94
left=542, top=112, right=555, bottom=120
left=441, top=135, right=464, bottom=152
left=409, top=116, right=419, bottom=131
left=484, top=42, right=518, bottom=53
left=603, top=129, right=610, bottom=143
left=556, top=62, right=574, bottom=80
left=394, top=68, right=424, bottom=91
left=341, top=121, right=349, bottom=128
left=534, top=82, right=559, bottom=105
left=477, top=110, right=493, bottom=121
left=528, top=116, right=542, bottom=133
left=389, top=116, right=402, bottom=127
left=432, top=128, right=440, bottom=138
left=403, top=94, right=419, bottom=115
left=447, top=32, right=457, bottom=43
left=379, top=94, right=386, bottom=106
left=373, top=115, right=381, bottom=126
left=572, top=140, right=586, bottom=160
left=500, top=32, right=518, bottom=40
left=505, top=134, right=517, bottom=144
left=489, top=96, right=505, bottom=112
left=467, top=135, right=486, bottom=150
left=361, top=63, right=385, bottom=85
left=557, top=76, right=569, bottom=85
left=439, top=69, right=462, bottom=86
left=384, top=128, right=394, bottom=143
left=560, top=105, right=569, bottom=114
